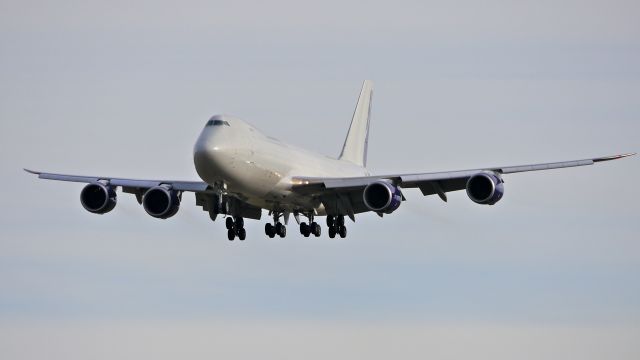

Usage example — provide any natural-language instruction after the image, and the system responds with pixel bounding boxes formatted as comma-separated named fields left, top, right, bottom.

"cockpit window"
left=206, top=119, right=230, bottom=127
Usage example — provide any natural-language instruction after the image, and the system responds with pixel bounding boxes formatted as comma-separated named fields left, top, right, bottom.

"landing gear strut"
left=327, top=215, right=347, bottom=238
left=299, top=213, right=321, bottom=238
left=265, top=212, right=286, bottom=238
left=226, top=216, right=246, bottom=241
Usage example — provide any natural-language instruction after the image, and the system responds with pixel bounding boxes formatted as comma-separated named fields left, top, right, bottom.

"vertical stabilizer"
left=339, top=80, right=373, bottom=167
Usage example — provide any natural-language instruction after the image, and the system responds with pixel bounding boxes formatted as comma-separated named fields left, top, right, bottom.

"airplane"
left=26, top=81, right=635, bottom=241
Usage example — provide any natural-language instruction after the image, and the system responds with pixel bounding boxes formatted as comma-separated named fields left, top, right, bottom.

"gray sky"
left=1, top=0, right=639, bottom=359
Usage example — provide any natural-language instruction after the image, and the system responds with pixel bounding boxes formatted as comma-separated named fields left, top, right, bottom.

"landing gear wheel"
left=227, top=229, right=236, bottom=241
left=300, top=222, right=310, bottom=237
left=265, top=223, right=275, bottom=238
left=337, top=216, right=345, bottom=227
left=276, top=223, right=287, bottom=238
left=237, top=227, right=246, bottom=241
left=328, top=226, right=336, bottom=238
left=338, top=225, right=347, bottom=238
left=326, top=216, right=335, bottom=227
left=226, top=217, right=234, bottom=230
left=311, top=222, right=321, bottom=237
left=235, top=217, right=244, bottom=229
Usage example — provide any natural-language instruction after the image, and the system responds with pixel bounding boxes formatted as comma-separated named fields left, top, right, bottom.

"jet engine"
left=80, top=183, right=117, bottom=214
left=466, top=172, right=504, bottom=205
left=363, top=181, right=403, bottom=214
left=142, top=186, right=181, bottom=219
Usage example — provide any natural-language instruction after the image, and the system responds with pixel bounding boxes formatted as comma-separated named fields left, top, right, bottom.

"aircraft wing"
left=24, top=169, right=264, bottom=220
left=23, top=169, right=209, bottom=192
left=291, top=153, right=635, bottom=208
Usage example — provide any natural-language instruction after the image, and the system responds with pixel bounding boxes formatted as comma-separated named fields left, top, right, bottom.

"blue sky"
left=1, top=0, right=639, bottom=358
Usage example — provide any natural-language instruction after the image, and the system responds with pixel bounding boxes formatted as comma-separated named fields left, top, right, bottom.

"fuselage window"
left=206, top=120, right=231, bottom=127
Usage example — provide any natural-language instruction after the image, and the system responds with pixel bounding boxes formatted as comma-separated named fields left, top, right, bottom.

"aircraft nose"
left=193, top=134, right=225, bottom=183
left=194, top=136, right=218, bottom=164
left=194, top=128, right=216, bottom=161
left=193, top=144, right=208, bottom=165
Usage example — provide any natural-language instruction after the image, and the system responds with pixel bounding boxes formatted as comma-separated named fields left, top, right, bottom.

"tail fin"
left=339, top=80, right=373, bottom=167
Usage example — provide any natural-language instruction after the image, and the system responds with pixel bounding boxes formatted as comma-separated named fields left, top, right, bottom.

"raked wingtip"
left=593, top=153, right=636, bottom=163
left=616, top=152, right=636, bottom=159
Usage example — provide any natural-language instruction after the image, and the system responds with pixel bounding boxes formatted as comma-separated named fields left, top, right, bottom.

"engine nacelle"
left=466, top=172, right=504, bottom=205
left=363, top=181, right=403, bottom=214
left=142, top=186, right=181, bottom=219
left=80, top=183, right=117, bottom=214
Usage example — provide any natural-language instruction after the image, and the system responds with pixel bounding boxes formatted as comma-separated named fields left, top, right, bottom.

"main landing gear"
left=262, top=213, right=348, bottom=239
left=226, top=216, right=246, bottom=241
left=327, top=215, right=347, bottom=239
left=299, top=213, right=321, bottom=238
left=300, top=222, right=321, bottom=237
left=265, top=213, right=287, bottom=238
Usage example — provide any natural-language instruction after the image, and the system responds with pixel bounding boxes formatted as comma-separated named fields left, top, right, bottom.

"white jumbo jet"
left=27, top=81, right=635, bottom=240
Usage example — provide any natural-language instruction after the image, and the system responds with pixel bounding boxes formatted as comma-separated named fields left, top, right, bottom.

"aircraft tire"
left=328, top=226, right=336, bottom=238
left=338, top=225, right=347, bottom=238
left=265, top=223, right=275, bottom=238
left=326, top=216, right=335, bottom=227
left=300, top=222, right=310, bottom=237
left=237, top=227, right=246, bottom=241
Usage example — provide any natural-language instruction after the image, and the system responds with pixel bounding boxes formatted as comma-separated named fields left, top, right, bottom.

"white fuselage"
left=193, top=115, right=369, bottom=214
